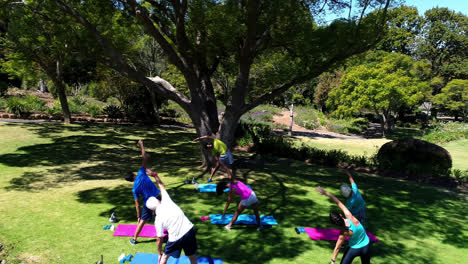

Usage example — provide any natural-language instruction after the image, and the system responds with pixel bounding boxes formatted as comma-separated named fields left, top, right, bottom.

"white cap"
left=146, top=196, right=160, bottom=211
left=340, top=185, right=351, bottom=198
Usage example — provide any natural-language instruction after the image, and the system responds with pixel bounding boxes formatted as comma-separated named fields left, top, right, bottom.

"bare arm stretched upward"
left=137, top=140, right=149, bottom=169
left=316, top=187, right=355, bottom=222
left=343, top=169, right=355, bottom=184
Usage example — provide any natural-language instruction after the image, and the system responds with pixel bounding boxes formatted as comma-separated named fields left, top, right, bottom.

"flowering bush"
left=423, top=122, right=468, bottom=144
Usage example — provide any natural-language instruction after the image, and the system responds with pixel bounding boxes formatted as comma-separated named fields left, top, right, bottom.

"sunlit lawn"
left=442, top=139, right=468, bottom=171
left=0, top=122, right=467, bottom=264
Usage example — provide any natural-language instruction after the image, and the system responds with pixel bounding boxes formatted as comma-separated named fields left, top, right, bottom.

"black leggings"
left=341, top=243, right=371, bottom=264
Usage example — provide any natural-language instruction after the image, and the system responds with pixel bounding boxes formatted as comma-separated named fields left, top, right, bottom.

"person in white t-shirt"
left=145, top=169, right=198, bottom=264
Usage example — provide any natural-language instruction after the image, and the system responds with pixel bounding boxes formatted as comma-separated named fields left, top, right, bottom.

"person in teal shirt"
left=316, top=186, right=371, bottom=264
left=193, top=135, right=235, bottom=183
left=340, top=169, right=366, bottom=225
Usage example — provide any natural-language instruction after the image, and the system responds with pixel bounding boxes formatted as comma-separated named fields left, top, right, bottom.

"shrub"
left=422, top=122, right=468, bottom=144
left=235, top=118, right=273, bottom=148
left=23, top=95, right=46, bottom=112
left=102, top=105, right=123, bottom=118
left=71, top=96, right=87, bottom=106
left=242, top=110, right=274, bottom=123
left=377, top=138, right=452, bottom=179
left=85, top=104, right=101, bottom=117
left=327, top=117, right=368, bottom=134
left=6, top=97, right=26, bottom=116
left=451, top=169, right=468, bottom=185
left=255, top=134, right=372, bottom=167
left=0, top=97, right=7, bottom=110
left=294, top=106, right=327, bottom=129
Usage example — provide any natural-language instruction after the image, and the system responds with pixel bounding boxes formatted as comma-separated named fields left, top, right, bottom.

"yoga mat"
left=304, top=228, right=379, bottom=242
left=205, top=214, right=278, bottom=225
left=113, top=224, right=167, bottom=238
left=197, top=184, right=250, bottom=193
left=130, top=253, right=223, bottom=264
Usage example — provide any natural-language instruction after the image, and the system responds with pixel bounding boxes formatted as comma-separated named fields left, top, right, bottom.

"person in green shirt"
left=193, top=135, right=235, bottom=183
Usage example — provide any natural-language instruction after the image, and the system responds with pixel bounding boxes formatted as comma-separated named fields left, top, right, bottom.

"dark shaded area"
left=0, top=122, right=199, bottom=191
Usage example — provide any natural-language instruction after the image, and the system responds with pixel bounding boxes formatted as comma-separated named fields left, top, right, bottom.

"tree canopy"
left=327, top=51, right=431, bottom=133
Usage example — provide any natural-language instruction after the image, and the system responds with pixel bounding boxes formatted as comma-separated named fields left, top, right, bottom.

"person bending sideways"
left=125, top=140, right=161, bottom=246
left=216, top=168, right=262, bottom=231
left=146, top=169, right=198, bottom=264
left=316, top=186, right=371, bottom=264
left=193, top=135, right=235, bottom=183
left=339, top=169, right=366, bottom=226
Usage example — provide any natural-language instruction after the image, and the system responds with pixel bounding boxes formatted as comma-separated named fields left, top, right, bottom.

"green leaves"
left=327, top=51, right=431, bottom=120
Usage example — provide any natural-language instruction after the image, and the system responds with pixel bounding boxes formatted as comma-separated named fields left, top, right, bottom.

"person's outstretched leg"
left=159, top=254, right=170, bottom=264
left=340, top=247, right=359, bottom=264
left=252, top=202, right=262, bottom=229
left=188, top=255, right=198, bottom=264
left=226, top=203, right=245, bottom=229
left=360, top=243, right=371, bottom=264
left=132, top=219, right=147, bottom=243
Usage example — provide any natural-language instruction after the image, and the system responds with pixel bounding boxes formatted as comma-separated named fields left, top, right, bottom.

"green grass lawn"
left=442, top=140, right=468, bottom=171
left=0, top=122, right=467, bottom=264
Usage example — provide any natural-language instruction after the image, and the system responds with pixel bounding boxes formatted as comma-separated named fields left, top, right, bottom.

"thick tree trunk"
left=55, top=59, right=71, bottom=124
left=187, top=73, right=220, bottom=167
left=147, top=87, right=160, bottom=125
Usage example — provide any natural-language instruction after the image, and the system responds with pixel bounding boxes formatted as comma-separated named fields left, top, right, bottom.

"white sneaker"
left=118, top=253, right=125, bottom=262
left=224, top=225, right=231, bottom=231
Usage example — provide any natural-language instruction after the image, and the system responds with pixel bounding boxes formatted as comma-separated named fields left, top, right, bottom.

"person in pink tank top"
left=216, top=173, right=262, bottom=231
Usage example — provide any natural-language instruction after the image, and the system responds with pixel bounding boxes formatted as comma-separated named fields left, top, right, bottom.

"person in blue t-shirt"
left=339, top=169, right=366, bottom=226
left=316, top=186, right=371, bottom=264
left=124, top=140, right=161, bottom=245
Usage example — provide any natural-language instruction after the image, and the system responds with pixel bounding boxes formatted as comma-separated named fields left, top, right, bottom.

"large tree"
left=2, top=0, right=101, bottom=123
left=433, top=79, right=468, bottom=121
left=327, top=51, right=431, bottom=135
left=51, top=0, right=392, bottom=163
left=417, top=8, right=468, bottom=83
left=376, top=5, right=423, bottom=55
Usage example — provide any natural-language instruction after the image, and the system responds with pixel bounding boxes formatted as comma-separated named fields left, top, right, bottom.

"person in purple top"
left=216, top=169, right=262, bottom=231
left=124, top=140, right=161, bottom=245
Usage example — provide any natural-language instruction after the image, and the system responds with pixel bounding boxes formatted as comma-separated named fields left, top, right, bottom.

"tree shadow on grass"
left=0, top=122, right=199, bottom=191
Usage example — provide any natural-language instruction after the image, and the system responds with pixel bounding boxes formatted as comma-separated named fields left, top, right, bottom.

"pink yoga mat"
left=112, top=224, right=167, bottom=238
left=304, top=228, right=379, bottom=242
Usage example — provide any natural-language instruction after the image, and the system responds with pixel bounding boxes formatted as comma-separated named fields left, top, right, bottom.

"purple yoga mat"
left=304, top=228, right=379, bottom=242
left=113, top=224, right=167, bottom=238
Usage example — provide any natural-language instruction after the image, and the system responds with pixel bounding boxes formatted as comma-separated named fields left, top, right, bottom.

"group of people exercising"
left=124, top=137, right=371, bottom=264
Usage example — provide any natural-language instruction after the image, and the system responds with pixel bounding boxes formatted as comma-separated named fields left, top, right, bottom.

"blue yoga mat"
left=197, top=184, right=250, bottom=193
left=208, top=214, right=278, bottom=225
left=130, top=253, right=223, bottom=264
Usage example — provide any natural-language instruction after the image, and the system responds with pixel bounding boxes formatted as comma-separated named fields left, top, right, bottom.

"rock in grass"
left=377, top=138, right=452, bottom=178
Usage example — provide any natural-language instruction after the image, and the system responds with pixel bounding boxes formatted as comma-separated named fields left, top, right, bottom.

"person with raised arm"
left=145, top=169, right=198, bottom=264
left=339, top=169, right=366, bottom=225
left=124, top=140, right=161, bottom=246
left=316, top=186, right=371, bottom=264
left=193, top=135, right=235, bottom=183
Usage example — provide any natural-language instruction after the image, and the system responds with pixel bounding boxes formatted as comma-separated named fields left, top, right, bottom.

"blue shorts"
left=142, top=195, right=161, bottom=221
left=164, top=228, right=197, bottom=258
left=141, top=204, right=153, bottom=221
left=220, top=150, right=234, bottom=165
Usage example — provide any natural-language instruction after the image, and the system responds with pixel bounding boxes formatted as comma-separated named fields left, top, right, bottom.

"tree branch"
left=125, top=0, right=190, bottom=73
left=53, top=0, right=191, bottom=109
